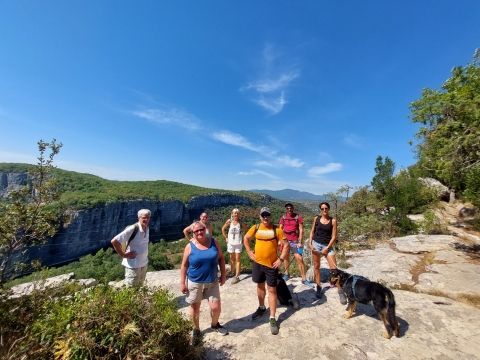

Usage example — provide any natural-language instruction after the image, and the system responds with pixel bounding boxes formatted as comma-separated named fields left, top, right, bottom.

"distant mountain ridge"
left=249, top=188, right=327, bottom=201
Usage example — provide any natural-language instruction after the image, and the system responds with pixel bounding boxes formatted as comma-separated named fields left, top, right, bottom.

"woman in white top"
left=184, top=212, right=214, bottom=240
left=221, top=208, right=247, bottom=284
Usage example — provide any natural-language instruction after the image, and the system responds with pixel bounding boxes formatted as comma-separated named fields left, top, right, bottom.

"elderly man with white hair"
left=111, top=209, right=151, bottom=287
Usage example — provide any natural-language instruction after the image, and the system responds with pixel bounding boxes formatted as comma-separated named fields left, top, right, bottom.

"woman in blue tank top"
left=180, top=221, right=228, bottom=342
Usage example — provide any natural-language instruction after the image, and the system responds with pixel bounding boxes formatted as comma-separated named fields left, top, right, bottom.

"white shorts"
left=227, top=242, right=243, bottom=253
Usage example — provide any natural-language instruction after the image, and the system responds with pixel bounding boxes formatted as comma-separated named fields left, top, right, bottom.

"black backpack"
left=276, top=275, right=293, bottom=305
left=122, top=223, right=139, bottom=251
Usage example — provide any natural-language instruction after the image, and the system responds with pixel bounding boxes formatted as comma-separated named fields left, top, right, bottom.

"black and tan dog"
left=329, top=268, right=400, bottom=339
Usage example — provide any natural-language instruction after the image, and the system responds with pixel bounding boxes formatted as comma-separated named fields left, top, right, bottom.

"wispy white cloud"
left=211, top=130, right=259, bottom=153
left=343, top=133, right=364, bottom=148
left=241, top=44, right=299, bottom=115
left=237, top=169, right=279, bottom=179
left=131, top=107, right=201, bottom=130
left=254, top=155, right=304, bottom=169
left=254, top=92, right=288, bottom=115
left=308, top=163, right=343, bottom=177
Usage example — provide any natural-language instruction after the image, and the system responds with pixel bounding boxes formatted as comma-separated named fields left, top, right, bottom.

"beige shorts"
left=186, top=279, right=220, bottom=304
left=124, top=266, right=147, bottom=287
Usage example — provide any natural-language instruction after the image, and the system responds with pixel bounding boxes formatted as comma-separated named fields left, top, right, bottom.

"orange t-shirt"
left=246, top=224, right=285, bottom=268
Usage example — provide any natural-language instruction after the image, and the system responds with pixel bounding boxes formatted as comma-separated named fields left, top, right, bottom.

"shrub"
left=2, top=285, right=201, bottom=360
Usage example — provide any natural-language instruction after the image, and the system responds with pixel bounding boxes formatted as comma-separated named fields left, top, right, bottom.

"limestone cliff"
left=1, top=170, right=251, bottom=270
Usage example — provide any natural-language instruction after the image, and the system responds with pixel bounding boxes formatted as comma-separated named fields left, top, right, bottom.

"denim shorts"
left=312, top=241, right=335, bottom=256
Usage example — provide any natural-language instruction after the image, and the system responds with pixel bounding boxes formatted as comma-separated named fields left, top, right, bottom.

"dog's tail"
left=385, top=287, right=399, bottom=337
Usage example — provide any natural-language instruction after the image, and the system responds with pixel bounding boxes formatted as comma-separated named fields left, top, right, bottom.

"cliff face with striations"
left=1, top=171, right=251, bottom=270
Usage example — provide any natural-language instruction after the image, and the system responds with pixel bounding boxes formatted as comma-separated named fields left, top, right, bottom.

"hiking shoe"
left=338, top=289, right=348, bottom=305
left=251, top=306, right=267, bottom=320
left=269, top=318, right=279, bottom=335
left=315, top=285, right=324, bottom=299
left=211, top=322, right=229, bottom=336
left=232, top=276, right=240, bottom=284
left=190, top=329, right=202, bottom=345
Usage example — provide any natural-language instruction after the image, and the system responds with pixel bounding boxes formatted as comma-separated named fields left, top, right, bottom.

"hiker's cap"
left=285, top=202, right=293, bottom=208
left=260, top=207, right=271, bottom=216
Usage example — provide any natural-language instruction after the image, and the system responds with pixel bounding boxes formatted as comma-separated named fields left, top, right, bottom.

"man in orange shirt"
left=243, top=207, right=289, bottom=335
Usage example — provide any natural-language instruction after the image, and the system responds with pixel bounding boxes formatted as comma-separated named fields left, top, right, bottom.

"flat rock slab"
left=392, top=235, right=458, bottom=253
left=145, top=270, right=480, bottom=360
left=346, top=244, right=418, bottom=287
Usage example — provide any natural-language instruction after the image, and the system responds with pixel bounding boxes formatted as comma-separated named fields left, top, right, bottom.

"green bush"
left=2, top=285, right=201, bottom=360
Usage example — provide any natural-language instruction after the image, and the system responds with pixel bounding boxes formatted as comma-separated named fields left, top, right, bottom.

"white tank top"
left=227, top=222, right=242, bottom=245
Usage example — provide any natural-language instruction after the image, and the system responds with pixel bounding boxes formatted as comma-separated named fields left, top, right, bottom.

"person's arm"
left=298, top=220, right=304, bottom=247
left=243, top=227, right=256, bottom=262
left=221, top=219, right=230, bottom=241
left=273, top=228, right=289, bottom=269
left=180, top=244, right=191, bottom=294
left=308, top=216, right=317, bottom=251
left=214, top=238, right=227, bottom=285
left=111, top=230, right=136, bottom=259
left=322, top=218, right=338, bottom=255
left=183, top=224, right=192, bottom=240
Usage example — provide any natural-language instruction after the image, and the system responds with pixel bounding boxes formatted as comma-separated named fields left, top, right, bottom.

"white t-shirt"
left=114, top=223, right=149, bottom=269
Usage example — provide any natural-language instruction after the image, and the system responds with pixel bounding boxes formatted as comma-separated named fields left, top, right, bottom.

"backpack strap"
left=126, top=223, right=139, bottom=249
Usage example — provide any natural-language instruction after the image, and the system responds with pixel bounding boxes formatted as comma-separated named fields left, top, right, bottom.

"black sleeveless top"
left=313, top=217, right=332, bottom=245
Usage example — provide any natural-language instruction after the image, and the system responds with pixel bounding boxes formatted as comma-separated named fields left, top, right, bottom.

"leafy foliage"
left=1, top=285, right=201, bottom=360
left=410, top=54, right=480, bottom=197
left=0, top=140, right=63, bottom=286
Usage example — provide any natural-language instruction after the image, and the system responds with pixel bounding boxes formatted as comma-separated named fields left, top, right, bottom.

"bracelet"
left=279, top=258, right=284, bottom=262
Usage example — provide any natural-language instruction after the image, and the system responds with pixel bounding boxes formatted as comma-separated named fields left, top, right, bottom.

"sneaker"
left=269, top=318, right=279, bottom=335
left=338, top=289, right=347, bottom=305
left=251, top=306, right=267, bottom=320
left=315, top=285, right=323, bottom=299
left=232, top=276, right=240, bottom=284
left=211, top=322, right=229, bottom=336
left=282, top=273, right=290, bottom=282
left=190, top=329, right=202, bottom=345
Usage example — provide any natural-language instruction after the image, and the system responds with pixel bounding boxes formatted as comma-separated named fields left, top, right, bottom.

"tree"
left=410, top=51, right=480, bottom=194
left=371, top=156, right=395, bottom=200
left=0, top=139, right=62, bottom=286
left=338, top=184, right=353, bottom=201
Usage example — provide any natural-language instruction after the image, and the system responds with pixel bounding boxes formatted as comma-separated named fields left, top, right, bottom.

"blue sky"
left=0, top=1, right=479, bottom=194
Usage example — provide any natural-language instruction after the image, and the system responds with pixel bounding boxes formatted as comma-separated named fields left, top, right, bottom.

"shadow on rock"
left=204, top=343, right=236, bottom=360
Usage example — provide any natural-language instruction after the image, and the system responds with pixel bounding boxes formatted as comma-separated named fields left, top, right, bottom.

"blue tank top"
left=187, top=239, right=218, bottom=283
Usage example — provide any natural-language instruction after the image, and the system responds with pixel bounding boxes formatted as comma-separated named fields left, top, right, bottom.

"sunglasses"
left=261, top=214, right=271, bottom=218
left=320, top=207, right=329, bottom=211
left=193, top=228, right=206, bottom=234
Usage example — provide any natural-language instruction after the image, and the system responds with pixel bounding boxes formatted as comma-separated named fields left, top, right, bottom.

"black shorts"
left=252, top=261, right=278, bottom=287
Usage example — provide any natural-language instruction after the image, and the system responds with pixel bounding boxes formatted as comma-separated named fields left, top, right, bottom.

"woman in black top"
left=308, top=202, right=346, bottom=304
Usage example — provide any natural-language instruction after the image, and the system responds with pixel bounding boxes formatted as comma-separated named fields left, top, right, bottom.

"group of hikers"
left=111, top=202, right=346, bottom=342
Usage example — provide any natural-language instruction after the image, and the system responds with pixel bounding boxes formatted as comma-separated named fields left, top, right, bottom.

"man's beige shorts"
left=124, top=266, right=147, bottom=287
left=186, top=279, right=220, bottom=304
